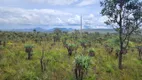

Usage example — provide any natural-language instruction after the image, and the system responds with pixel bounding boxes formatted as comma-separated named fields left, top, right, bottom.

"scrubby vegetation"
left=0, top=29, right=142, bottom=80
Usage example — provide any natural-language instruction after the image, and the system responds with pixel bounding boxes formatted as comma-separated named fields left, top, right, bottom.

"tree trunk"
left=118, top=25, right=123, bottom=69
left=40, top=48, right=45, bottom=72
left=118, top=51, right=123, bottom=69
left=68, top=49, right=72, bottom=56
left=119, top=27, right=123, bottom=69
left=3, top=41, right=6, bottom=47
left=40, top=58, right=44, bottom=72
left=0, top=41, right=2, bottom=45
left=28, top=52, right=31, bottom=60
left=75, top=68, right=78, bottom=80
left=80, top=70, right=84, bottom=80
left=118, top=3, right=123, bottom=69
left=139, top=51, right=142, bottom=60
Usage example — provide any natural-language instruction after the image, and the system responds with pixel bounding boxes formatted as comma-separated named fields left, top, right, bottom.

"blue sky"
left=0, top=0, right=109, bottom=30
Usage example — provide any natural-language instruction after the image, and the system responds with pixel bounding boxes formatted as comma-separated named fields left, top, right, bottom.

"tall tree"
left=100, top=0, right=142, bottom=69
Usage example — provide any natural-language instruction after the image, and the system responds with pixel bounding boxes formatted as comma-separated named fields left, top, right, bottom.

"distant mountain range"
left=3, top=27, right=116, bottom=33
left=2, top=27, right=142, bottom=34
left=47, top=28, right=73, bottom=32
left=11, top=27, right=74, bottom=32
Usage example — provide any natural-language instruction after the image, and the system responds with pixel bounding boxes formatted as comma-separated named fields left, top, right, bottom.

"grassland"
left=0, top=30, right=142, bottom=80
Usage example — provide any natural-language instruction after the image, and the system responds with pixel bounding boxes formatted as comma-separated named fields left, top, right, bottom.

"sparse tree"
left=101, top=0, right=142, bottom=69
left=33, top=29, right=36, bottom=33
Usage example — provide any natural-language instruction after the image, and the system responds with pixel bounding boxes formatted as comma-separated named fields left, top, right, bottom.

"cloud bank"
left=28, top=0, right=79, bottom=5
left=0, top=7, right=108, bottom=29
left=77, top=0, right=97, bottom=6
left=0, top=0, right=109, bottom=29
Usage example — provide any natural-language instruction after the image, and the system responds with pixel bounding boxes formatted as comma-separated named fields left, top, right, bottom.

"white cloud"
left=77, top=0, right=97, bottom=6
left=98, top=16, right=108, bottom=23
left=95, top=26, right=108, bottom=29
left=0, top=0, right=98, bottom=6
left=0, top=7, right=72, bottom=26
left=67, top=15, right=80, bottom=25
left=0, top=7, right=107, bottom=29
left=28, top=0, right=79, bottom=5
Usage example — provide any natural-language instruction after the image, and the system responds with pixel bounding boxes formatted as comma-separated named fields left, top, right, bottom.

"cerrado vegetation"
left=65, top=43, right=77, bottom=56
left=74, top=55, right=91, bottom=80
left=88, top=48, right=95, bottom=57
left=24, top=44, right=34, bottom=60
left=0, top=0, right=142, bottom=79
left=137, top=46, right=142, bottom=60
left=0, top=29, right=142, bottom=80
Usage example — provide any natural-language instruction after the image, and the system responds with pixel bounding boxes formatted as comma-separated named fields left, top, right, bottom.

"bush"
left=24, top=44, right=34, bottom=60
left=79, top=39, right=89, bottom=49
left=88, top=48, right=95, bottom=57
left=65, top=43, right=77, bottom=56
left=24, top=44, right=34, bottom=49
left=74, top=55, right=91, bottom=80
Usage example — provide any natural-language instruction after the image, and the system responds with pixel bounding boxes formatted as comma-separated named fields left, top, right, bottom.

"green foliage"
left=66, top=43, right=77, bottom=50
left=127, top=40, right=135, bottom=47
left=79, top=39, right=87, bottom=44
left=106, top=36, right=120, bottom=49
left=0, top=45, right=4, bottom=49
left=24, top=44, right=34, bottom=49
left=79, top=39, right=89, bottom=49
left=65, top=42, right=78, bottom=56
left=22, top=71, right=38, bottom=80
left=24, top=44, right=34, bottom=59
left=106, top=37, right=135, bottom=49
left=88, top=48, right=95, bottom=53
left=105, top=64, right=114, bottom=73
left=0, top=31, right=142, bottom=80
left=101, top=0, right=142, bottom=69
left=75, top=55, right=91, bottom=70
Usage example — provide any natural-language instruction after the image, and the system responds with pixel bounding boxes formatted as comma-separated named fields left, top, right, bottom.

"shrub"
left=74, top=55, right=91, bottom=80
left=0, top=45, right=4, bottom=50
left=136, top=46, right=142, bottom=60
left=88, top=48, right=95, bottom=57
left=65, top=43, right=77, bottom=56
left=24, top=44, right=34, bottom=60
left=79, top=40, right=88, bottom=49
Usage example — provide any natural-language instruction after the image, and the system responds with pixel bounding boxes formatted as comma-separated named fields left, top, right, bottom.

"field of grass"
left=0, top=30, right=142, bottom=80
